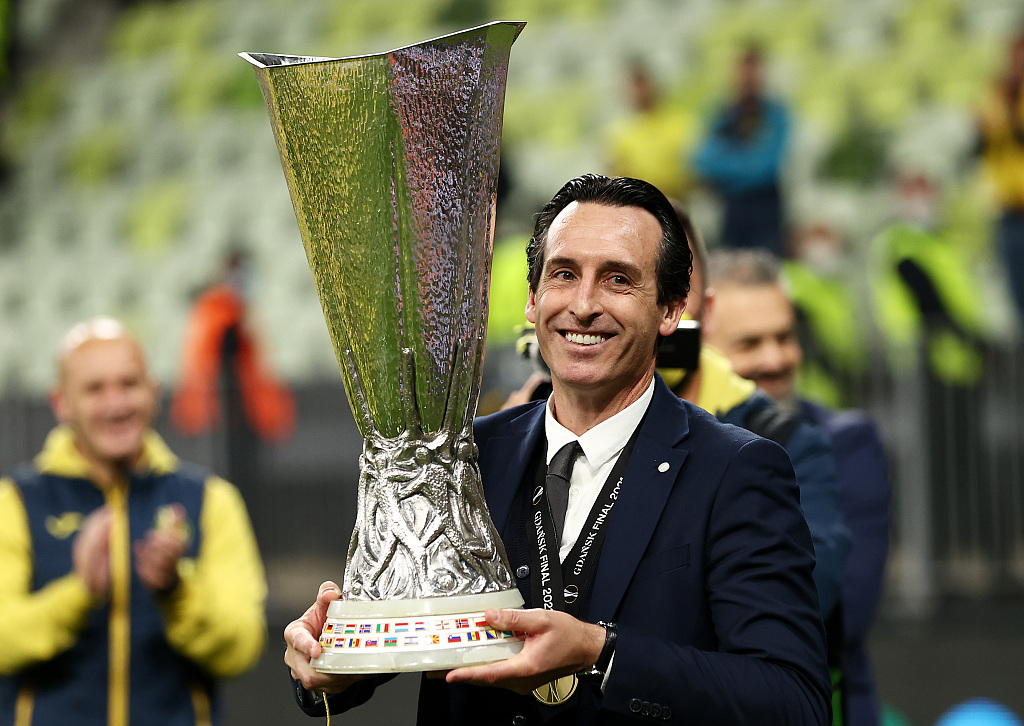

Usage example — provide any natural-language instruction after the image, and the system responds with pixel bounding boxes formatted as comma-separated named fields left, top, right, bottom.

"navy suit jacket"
left=801, top=400, right=890, bottom=726
left=305, top=377, right=831, bottom=724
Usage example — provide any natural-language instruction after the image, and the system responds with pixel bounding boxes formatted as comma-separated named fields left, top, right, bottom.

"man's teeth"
left=565, top=332, right=606, bottom=346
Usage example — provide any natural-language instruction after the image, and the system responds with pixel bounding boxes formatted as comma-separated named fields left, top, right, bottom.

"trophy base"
left=311, top=589, right=526, bottom=674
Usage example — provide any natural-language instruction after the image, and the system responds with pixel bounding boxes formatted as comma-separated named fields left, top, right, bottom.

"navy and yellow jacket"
left=0, top=427, right=267, bottom=726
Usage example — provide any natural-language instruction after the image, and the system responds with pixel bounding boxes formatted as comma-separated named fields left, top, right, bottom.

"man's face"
left=737, top=53, right=763, bottom=101
left=525, top=201, right=684, bottom=403
left=52, top=337, right=158, bottom=469
left=705, top=283, right=801, bottom=401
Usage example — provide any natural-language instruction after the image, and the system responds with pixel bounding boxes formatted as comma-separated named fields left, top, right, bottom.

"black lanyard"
left=529, top=427, right=640, bottom=618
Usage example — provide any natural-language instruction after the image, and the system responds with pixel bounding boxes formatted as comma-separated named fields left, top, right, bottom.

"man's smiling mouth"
left=563, top=332, right=609, bottom=346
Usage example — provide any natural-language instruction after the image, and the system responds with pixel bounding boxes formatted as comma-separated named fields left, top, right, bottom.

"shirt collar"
left=35, top=425, right=179, bottom=480
left=544, top=377, right=655, bottom=469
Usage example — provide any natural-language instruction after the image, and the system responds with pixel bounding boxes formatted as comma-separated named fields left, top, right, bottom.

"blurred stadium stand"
left=2, top=0, right=1024, bottom=724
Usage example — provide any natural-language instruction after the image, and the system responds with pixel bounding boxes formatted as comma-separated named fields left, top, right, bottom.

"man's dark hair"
left=670, top=199, right=707, bottom=296
left=526, top=174, right=692, bottom=306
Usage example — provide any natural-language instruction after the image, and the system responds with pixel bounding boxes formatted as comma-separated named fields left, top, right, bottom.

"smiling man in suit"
left=286, top=174, right=831, bottom=725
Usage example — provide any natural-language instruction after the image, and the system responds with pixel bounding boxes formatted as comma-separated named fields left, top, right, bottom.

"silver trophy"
left=241, top=21, right=526, bottom=672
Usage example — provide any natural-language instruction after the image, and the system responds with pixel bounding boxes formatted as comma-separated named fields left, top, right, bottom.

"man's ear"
left=49, top=387, right=69, bottom=425
left=148, top=378, right=161, bottom=417
left=658, top=296, right=687, bottom=337
left=701, top=287, right=716, bottom=337
left=525, top=289, right=537, bottom=324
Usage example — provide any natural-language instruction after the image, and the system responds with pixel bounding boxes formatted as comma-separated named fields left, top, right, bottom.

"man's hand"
left=134, top=504, right=190, bottom=593
left=72, top=506, right=112, bottom=599
left=444, top=608, right=606, bottom=694
left=284, top=581, right=364, bottom=695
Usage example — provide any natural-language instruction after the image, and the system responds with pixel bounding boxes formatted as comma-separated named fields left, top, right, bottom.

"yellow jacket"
left=0, top=427, right=267, bottom=726
left=978, top=84, right=1024, bottom=210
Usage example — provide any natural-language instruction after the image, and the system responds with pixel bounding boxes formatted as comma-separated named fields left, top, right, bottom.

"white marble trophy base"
left=311, top=588, right=526, bottom=673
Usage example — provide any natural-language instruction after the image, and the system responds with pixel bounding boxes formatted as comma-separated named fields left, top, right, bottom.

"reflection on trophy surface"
left=240, top=21, right=526, bottom=673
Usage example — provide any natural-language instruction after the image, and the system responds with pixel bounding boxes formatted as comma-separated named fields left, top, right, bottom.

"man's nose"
left=758, top=341, right=790, bottom=372
left=100, top=386, right=133, bottom=411
left=569, top=280, right=603, bottom=322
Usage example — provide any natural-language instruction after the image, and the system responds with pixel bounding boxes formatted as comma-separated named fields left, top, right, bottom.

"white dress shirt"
left=544, top=377, right=655, bottom=563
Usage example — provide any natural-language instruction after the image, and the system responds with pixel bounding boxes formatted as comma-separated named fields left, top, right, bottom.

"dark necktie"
left=546, top=441, right=580, bottom=544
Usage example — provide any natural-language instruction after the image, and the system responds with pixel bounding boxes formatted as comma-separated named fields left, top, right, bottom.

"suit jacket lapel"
left=588, top=378, right=691, bottom=622
left=477, top=403, right=545, bottom=538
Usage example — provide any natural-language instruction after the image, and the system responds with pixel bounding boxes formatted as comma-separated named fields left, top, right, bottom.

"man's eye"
left=609, top=275, right=630, bottom=286
left=554, top=270, right=575, bottom=281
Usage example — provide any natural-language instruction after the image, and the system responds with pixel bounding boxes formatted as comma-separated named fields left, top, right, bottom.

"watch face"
left=577, top=666, right=603, bottom=684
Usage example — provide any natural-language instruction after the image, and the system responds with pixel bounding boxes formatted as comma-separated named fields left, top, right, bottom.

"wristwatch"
left=578, top=621, right=617, bottom=682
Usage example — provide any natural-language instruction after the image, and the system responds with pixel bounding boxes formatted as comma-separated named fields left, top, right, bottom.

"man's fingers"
left=73, top=508, right=114, bottom=598
left=445, top=653, right=546, bottom=694
left=85, top=506, right=113, bottom=531
left=317, top=581, right=340, bottom=603
left=133, top=532, right=185, bottom=592
left=282, top=583, right=356, bottom=694
left=285, top=621, right=322, bottom=660
left=284, top=645, right=365, bottom=694
left=285, top=647, right=325, bottom=689
left=164, top=503, right=187, bottom=526
left=486, top=607, right=549, bottom=634
left=313, top=581, right=341, bottom=621
left=446, top=659, right=520, bottom=686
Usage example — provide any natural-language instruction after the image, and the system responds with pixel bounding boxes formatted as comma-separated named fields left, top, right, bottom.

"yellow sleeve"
left=158, top=476, right=268, bottom=678
left=0, top=478, right=96, bottom=675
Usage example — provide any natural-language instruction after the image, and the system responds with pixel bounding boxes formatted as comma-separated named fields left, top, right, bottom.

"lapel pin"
left=658, top=462, right=670, bottom=473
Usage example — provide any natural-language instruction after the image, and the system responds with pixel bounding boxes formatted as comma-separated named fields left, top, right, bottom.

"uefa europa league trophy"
left=241, top=21, right=526, bottom=673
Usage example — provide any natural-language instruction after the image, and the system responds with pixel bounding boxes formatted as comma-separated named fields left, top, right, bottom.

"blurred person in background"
left=868, top=168, right=988, bottom=599
left=171, top=249, right=295, bottom=490
left=691, top=45, right=791, bottom=256
left=870, top=170, right=987, bottom=388
left=604, top=58, right=697, bottom=202
left=975, top=30, right=1024, bottom=327
left=784, top=221, right=870, bottom=409
left=703, top=249, right=891, bottom=726
left=0, top=317, right=267, bottom=726
left=657, top=207, right=850, bottom=724
left=657, top=204, right=849, bottom=630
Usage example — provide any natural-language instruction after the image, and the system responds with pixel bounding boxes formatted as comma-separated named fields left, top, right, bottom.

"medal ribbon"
left=526, top=424, right=642, bottom=706
left=529, top=427, right=640, bottom=618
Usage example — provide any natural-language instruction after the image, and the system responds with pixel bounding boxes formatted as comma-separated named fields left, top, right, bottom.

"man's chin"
left=93, top=439, right=145, bottom=467
left=753, top=378, right=795, bottom=403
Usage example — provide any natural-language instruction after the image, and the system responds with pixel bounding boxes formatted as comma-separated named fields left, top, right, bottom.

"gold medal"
left=532, top=674, right=577, bottom=706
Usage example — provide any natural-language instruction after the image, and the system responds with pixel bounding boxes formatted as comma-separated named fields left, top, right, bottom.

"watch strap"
left=579, top=621, right=617, bottom=680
